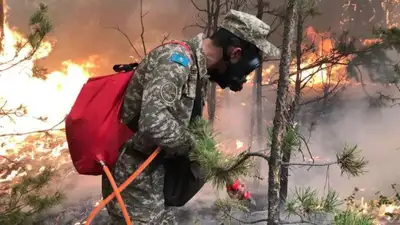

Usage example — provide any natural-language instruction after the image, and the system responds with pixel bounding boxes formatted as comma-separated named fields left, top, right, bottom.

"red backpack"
left=65, top=41, right=192, bottom=176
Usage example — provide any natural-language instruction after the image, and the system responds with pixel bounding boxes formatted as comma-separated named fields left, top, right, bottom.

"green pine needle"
left=286, top=187, right=341, bottom=219
left=215, top=198, right=250, bottom=213
left=336, top=144, right=368, bottom=177
left=188, top=118, right=254, bottom=189
left=333, top=210, right=374, bottom=225
left=27, top=3, right=52, bottom=49
left=0, top=167, right=64, bottom=225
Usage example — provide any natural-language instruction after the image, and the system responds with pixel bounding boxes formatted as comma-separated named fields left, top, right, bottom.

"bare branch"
left=161, top=33, right=170, bottom=45
left=0, top=35, right=44, bottom=72
left=104, top=25, right=142, bottom=59
left=282, top=161, right=337, bottom=167
left=140, top=0, right=147, bottom=56
left=0, top=102, right=27, bottom=123
left=190, top=0, right=207, bottom=12
left=298, top=135, right=314, bottom=164
left=0, top=118, right=65, bottom=137
left=182, top=22, right=207, bottom=31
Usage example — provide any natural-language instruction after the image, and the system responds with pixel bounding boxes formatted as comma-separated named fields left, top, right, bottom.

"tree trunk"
left=268, top=0, right=297, bottom=224
left=255, top=0, right=264, bottom=150
left=280, top=9, right=303, bottom=204
left=0, top=0, right=4, bottom=53
left=207, top=82, right=217, bottom=125
left=251, top=0, right=265, bottom=190
left=205, top=0, right=220, bottom=126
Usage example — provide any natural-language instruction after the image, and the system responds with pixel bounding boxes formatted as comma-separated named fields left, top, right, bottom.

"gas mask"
left=208, top=48, right=261, bottom=92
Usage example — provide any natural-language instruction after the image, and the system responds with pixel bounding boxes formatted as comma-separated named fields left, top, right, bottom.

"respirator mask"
left=208, top=45, right=261, bottom=92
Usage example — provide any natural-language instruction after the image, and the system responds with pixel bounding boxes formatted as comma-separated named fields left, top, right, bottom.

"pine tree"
left=0, top=3, right=62, bottom=225
left=346, top=26, right=400, bottom=106
left=0, top=167, right=64, bottom=225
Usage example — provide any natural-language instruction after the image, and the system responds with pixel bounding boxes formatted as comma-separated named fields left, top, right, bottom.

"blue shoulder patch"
left=169, top=52, right=190, bottom=68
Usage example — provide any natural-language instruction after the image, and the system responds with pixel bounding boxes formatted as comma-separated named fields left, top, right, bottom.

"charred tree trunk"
left=268, top=0, right=297, bottom=223
left=279, top=9, right=303, bottom=204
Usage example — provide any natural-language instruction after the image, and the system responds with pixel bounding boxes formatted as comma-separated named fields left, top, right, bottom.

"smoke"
left=6, top=0, right=196, bottom=74
left=287, top=85, right=400, bottom=200
left=5, top=0, right=379, bottom=75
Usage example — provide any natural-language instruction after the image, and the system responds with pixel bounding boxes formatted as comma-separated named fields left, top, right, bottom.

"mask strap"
left=222, top=45, right=230, bottom=62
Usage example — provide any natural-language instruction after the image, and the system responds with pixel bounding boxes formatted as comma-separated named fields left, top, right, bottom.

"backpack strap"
left=190, top=59, right=203, bottom=122
left=117, top=41, right=203, bottom=129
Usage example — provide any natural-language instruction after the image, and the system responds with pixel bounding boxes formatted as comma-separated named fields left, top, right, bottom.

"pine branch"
left=347, top=27, right=400, bottom=85
left=188, top=118, right=254, bottom=188
left=333, top=210, right=374, bottom=225
left=0, top=167, right=64, bottom=225
left=336, top=144, right=368, bottom=177
left=0, top=3, right=52, bottom=72
left=189, top=119, right=367, bottom=189
left=215, top=198, right=250, bottom=213
left=285, top=187, right=341, bottom=220
left=282, top=143, right=368, bottom=178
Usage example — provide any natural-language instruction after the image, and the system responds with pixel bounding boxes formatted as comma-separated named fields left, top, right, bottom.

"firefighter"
left=102, top=9, right=280, bottom=224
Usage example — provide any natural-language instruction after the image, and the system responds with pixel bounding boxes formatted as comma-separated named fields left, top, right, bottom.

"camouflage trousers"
left=102, top=147, right=178, bottom=225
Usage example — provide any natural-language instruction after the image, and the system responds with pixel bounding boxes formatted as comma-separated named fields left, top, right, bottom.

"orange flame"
left=0, top=5, right=96, bottom=184
left=0, top=25, right=94, bottom=135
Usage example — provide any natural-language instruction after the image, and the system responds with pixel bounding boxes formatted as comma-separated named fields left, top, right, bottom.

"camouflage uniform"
left=102, top=9, right=280, bottom=225
left=102, top=33, right=208, bottom=225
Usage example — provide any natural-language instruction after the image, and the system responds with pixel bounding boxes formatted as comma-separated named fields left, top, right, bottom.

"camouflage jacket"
left=120, top=33, right=208, bottom=156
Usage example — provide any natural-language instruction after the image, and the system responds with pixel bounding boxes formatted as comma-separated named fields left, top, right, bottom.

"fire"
left=0, top=7, right=95, bottom=186
left=362, top=39, right=382, bottom=46
left=236, top=140, right=244, bottom=149
left=357, top=197, right=400, bottom=224
left=244, top=27, right=351, bottom=88
left=0, top=23, right=93, bottom=134
left=381, top=0, right=400, bottom=28
left=289, top=26, right=350, bottom=87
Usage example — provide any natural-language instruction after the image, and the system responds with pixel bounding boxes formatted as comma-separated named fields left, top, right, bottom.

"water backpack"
left=65, top=41, right=192, bottom=225
left=65, top=41, right=192, bottom=176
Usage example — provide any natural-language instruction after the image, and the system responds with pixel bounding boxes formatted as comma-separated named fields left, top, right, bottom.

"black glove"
left=162, top=137, right=195, bottom=158
left=163, top=155, right=206, bottom=206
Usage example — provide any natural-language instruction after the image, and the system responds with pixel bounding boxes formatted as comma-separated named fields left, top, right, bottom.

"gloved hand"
left=162, top=138, right=195, bottom=159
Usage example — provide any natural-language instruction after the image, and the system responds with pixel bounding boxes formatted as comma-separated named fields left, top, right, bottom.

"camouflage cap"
left=219, top=9, right=280, bottom=57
